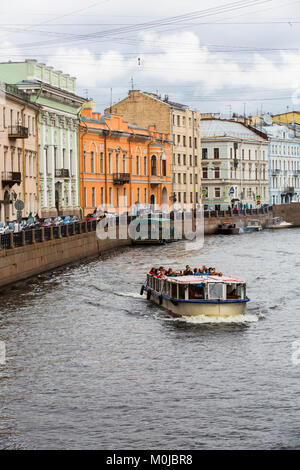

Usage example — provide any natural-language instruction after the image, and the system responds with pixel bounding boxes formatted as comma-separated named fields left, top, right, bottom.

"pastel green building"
left=0, top=60, right=86, bottom=218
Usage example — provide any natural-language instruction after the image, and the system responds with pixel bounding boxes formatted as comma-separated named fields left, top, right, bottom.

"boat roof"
left=167, top=275, right=245, bottom=284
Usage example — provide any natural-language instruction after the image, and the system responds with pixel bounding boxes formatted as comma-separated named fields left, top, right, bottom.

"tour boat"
left=140, top=273, right=250, bottom=317
left=244, top=219, right=262, bottom=232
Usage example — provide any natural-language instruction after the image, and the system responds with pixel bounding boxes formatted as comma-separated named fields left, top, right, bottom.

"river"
left=0, top=228, right=299, bottom=450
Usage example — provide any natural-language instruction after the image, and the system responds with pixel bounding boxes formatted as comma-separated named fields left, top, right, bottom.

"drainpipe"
left=103, top=116, right=112, bottom=209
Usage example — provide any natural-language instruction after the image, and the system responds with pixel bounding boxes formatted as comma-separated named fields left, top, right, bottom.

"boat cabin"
left=146, top=275, right=246, bottom=302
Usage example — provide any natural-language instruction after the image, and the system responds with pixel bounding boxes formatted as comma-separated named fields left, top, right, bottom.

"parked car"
left=71, top=216, right=79, bottom=223
left=40, top=218, right=55, bottom=228
left=85, top=213, right=98, bottom=221
left=0, top=222, right=10, bottom=235
left=63, top=215, right=73, bottom=225
left=53, top=217, right=64, bottom=226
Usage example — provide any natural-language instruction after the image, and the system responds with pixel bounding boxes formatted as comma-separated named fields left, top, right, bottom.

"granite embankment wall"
left=0, top=227, right=131, bottom=289
left=203, top=209, right=272, bottom=234
left=272, top=203, right=300, bottom=226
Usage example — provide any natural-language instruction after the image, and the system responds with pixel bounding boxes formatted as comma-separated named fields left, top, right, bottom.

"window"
left=177, top=115, right=180, bottom=126
left=190, top=174, right=193, bottom=184
left=144, top=188, right=147, bottom=203
left=101, top=187, right=104, bottom=205
left=214, top=167, right=220, bottom=178
left=116, top=153, right=120, bottom=173
left=117, top=188, right=120, bottom=207
left=136, top=156, right=140, bottom=175
left=190, top=192, right=193, bottom=203
left=144, top=157, right=147, bottom=175
left=178, top=173, right=181, bottom=183
left=183, top=173, right=186, bottom=184
left=109, top=153, right=112, bottom=174
left=92, top=187, right=96, bottom=207
left=177, top=135, right=181, bottom=145
left=84, top=188, right=87, bottom=207
left=151, top=155, right=157, bottom=176
left=189, top=136, right=192, bottom=148
left=178, top=154, right=181, bottom=165
left=183, top=136, right=186, bottom=147
left=214, top=148, right=219, bottom=159
left=184, top=192, right=187, bottom=203
left=161, top=158, right=167, bottom=176
left=109, top=187, right=113, bottom=205
left=202, top=167, right=208, bottom=179
left=183, top=154, right=186, bottom=165
left=194, top=137, right=197, bottom=149
left=91, top=151, right=95, bottom=173
left=100, top=153, right=104, bottom=173
left=137, top=188, right=140, bottom=203
left=70, top=150, right=73, bottom=176
left=215, top=187, right=221, bottom=198
left=202, top=148, right=208, bottom=159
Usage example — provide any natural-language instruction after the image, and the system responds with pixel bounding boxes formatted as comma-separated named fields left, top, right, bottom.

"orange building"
left=78, top=105, right=172, bottom=216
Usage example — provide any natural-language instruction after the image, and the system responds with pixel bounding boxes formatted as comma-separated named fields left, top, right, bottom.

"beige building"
left=106, top=90, right=201, bottom=210
left=0, top=82, right=39, bottom=222
left=200, top=119, right=269, bottom=210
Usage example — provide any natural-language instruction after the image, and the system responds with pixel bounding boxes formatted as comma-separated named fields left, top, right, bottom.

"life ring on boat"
left=147, top=290, right=151, bottom=300
left=140, top=285, right=144, bottom=296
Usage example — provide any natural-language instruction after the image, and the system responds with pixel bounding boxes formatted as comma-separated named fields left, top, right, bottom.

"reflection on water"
left=0, top=229, right=300, bottom=449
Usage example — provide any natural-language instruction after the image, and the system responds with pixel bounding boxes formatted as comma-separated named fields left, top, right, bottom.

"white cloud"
left=48, top=31, right=300, bottom=94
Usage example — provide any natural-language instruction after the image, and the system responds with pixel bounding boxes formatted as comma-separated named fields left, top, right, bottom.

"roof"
left=142, top=92, right=187, bottom=110
left=168, top=275, right=245, bottom=284
left=200, top=119, right=267, bottom=141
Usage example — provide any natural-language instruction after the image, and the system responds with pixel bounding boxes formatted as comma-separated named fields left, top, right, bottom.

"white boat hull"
left=147, top=291, right=247, bottom=317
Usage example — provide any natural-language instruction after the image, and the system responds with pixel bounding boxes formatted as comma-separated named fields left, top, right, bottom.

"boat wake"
left=165, top=313, right=260, bottom=325
left=114, top=292, right=144, bottom=299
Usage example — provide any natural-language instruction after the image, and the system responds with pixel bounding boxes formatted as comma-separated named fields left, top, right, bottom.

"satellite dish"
left=263, top=114, right=272, bottom=125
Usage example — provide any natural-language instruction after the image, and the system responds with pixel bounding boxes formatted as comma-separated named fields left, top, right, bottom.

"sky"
left=0, top=0, right=300, bottom=116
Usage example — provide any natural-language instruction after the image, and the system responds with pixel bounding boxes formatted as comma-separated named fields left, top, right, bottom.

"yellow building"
left=106, top=90, right=201, bottom=210
left=273, top=111, right=300, bottom=125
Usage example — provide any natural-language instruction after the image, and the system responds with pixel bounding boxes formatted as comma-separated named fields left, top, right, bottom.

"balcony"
left=55, top=169, right=70, bottom=178
left=272, top=169, right=281, bottom=176
left=112, top=173, right=130, bottom=185
left=8, top=126, right=29, bottom=139
left=2, top=171, right=22, bottom=188
left=284, top=186, right=295, bottom=194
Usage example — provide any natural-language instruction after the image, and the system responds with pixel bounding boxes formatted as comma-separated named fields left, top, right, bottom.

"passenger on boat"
left=184, top=265, right=193, bottom=275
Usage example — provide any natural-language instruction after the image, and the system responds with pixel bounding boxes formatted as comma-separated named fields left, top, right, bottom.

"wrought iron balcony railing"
left=2, top=171, right=22, bottom=188
left=55, top=169, right=70, bottom=178
left=8, top=126, right=29, bottom=139
left=112, top=173, right=130, bottom=184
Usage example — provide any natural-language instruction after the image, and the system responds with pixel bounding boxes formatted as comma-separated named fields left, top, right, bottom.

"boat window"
left=171, top=283, right=178, bottom=299
left=189, top=284, right=205, bottom=300
left=208, top=283, right=224, bottom=300
left=226, top=283, right=244, bottom=300
left=178, top=284, right=186, bottom=300
left=162, top=281, right=169, bottom=295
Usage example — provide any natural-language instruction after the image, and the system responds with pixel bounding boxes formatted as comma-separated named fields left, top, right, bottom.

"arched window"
left=161, top=152, right=167, bottom=176
left=136, top=155, right=140, bottom=175
left=151, top=155, right=157, bottom=176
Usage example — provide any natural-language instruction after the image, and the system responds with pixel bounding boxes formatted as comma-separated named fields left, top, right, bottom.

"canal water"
left=0, top=228, right=299, bottom=450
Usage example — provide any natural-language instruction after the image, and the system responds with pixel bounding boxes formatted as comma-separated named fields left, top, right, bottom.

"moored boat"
left=141, top=273, right=250, bottom=317
left=216, top=222, right=239, bottom=235
left=267, top=217, right=293, bottom=229
left=244, top=219, right=262, bottom=232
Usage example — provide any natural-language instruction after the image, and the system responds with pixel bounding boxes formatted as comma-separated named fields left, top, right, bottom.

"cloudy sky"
left=0, top=0, right=300, bottom=116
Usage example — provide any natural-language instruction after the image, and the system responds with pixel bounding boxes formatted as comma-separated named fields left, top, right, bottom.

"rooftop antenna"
left=110, top=88, right=112, bottom=113
left=131, top=77, right=134, bottom=91
left=84, top=89, right=89, bottom=100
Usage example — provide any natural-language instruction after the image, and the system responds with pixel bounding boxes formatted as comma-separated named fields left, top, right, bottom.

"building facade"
left=200, top=119, right=269, bottom=210
left=261, top=123, right=300, bottom=204
left=105, top=90, right=201, bottom=210
left=0, top=82, right=39, bottom=222
left=0, top=60, right=86, bottom=218
left=79, top=105, right=172, bottom=215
